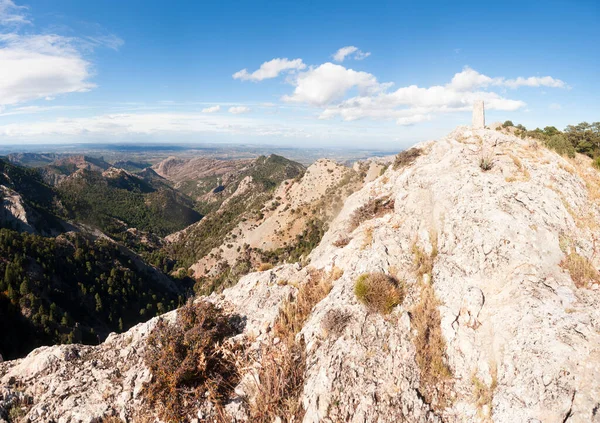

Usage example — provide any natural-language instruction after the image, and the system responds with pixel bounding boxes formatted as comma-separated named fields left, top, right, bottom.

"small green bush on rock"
left=354, top=272, right=404, bottom=314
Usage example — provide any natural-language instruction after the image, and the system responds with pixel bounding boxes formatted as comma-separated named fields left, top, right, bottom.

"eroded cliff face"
left=2, top=126, right=600, bottom=423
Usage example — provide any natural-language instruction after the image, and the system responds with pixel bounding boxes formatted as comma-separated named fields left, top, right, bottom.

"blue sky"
left=0, top=0, right=598, bottom=148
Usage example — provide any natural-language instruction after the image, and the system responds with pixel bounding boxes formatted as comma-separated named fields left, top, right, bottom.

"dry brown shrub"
left=143, top=301, right=242, bottom=423
left=332, top=236, right=351, bottom=247
left=321, top=308, right=352, bottom=337
left=348, top=196, right=395, bottom=231
left=248, top=269, right=332, bottom=422
left=393, top=148, right=422, bottom=170
left=354, top=272, right=404, bottom=314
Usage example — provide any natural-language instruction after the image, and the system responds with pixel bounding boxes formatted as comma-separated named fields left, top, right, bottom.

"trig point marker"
left=472, top=100, right=485, bottom=129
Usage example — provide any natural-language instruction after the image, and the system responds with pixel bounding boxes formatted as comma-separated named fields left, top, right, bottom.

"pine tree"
left=95, top=293, right=103, bottom=312
left=7, top=284, right=17, bottom=301
left=19, top=278, right=30, bottom=296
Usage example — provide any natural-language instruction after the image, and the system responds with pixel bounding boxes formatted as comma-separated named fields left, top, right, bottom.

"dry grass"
left=258, top=262, right=274, bottom=271
left=393, top=148, right=422, bottom=170
left=361, top=227, right=374, bottom=249
left=412, top=241, right=437, bottom=281
left=329, top=266, right=344, bottom=281
left=248, top=269, right=333, bottom=422
left=561, top=252, right=600, bottom=288
left=509, top=153, right=531, bottom=181
left=354, top=272, right=404, bottom=314
left=411, top=283, right=452, bottom=407
left=472, top=363, right=498, bottom=420
left=348, top=196, right=395, bottom=231
left=559, top=161, right=575, bottom=175
left=143, top=301, right=242, bottom=423
left=410, top=235, right=451, bottom=408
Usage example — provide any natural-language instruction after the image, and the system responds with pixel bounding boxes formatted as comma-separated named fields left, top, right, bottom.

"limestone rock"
left=3, top=126, right=600, bottom=422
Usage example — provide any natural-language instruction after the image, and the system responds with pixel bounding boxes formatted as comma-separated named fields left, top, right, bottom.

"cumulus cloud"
left=0, top=34, right=96, bottom=106
left=202, top=105, right=220, bottom=113
left=233, top=58, right=306, bottom=81
left=307, top=66, right=562, bottom=124
left=332, top=46, right=371, bottom=62
left=282, top=62, right=386, bottom=106
left=235, top=54, right=564, bottom=126
left=228, top=106, right=251, bottom=114
left=448, top=67, right=494, bottom=91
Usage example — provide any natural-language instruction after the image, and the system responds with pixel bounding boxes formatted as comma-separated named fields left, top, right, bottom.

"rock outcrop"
left=2, top=126, right=600, bottom=422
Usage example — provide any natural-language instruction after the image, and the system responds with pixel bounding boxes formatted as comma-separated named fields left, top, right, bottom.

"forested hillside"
left=57, top=168, right=201, bottom=238
left=0, top=229, right=185, bottom=359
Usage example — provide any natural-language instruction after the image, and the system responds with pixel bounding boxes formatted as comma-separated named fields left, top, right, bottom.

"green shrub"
left=544, top=134, right=576, bottom=158
left=354, top=272, right=404, bottom=314
left=502, top=120, right=513, bottom=128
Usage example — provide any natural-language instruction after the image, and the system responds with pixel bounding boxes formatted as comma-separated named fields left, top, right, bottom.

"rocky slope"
left=2, top=126, right=600, bottom=422
left=181, top=158, right=363, bottom=281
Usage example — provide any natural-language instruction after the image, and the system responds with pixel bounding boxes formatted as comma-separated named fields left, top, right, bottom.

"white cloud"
left=283, top=62, right=386, bottom=106
left=228, top=106, right=251, bottom=114
left=202, top=105, right=220, bottom=113
left=333, top=46, right=357, bottom=62
left=312, top=66, right=562, bottom=125
left=549, top=103, right=562, bottom=110
left=80, top=34, right=124, bottom=51
left=233, top=58, right=305, bottom=82
left=0, top=33, right=96, bottom=105
left=0, top=0, right=30, bottom=26
left=448, top=67, right=494, bottom=91
left=332, top=46, right=370, bottom=62
left=501, top=76, right=566, bottom=89
left=448, top=66, right=566, bottom=91
left=0, top=2, right=123, bottom=107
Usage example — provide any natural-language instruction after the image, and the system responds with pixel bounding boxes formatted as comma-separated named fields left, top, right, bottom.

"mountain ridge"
left=2, top=126, right=599, bottom=422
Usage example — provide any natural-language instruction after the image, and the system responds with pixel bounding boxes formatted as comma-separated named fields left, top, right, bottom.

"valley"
left=0, top=147, right=372, bottom=360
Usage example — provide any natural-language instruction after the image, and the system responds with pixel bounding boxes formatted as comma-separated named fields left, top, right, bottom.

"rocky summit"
left=2, top=126, right=600, bottom=423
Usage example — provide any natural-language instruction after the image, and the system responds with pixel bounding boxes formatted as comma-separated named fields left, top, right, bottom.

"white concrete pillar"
left=472, top=100, right=485, bottom=129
